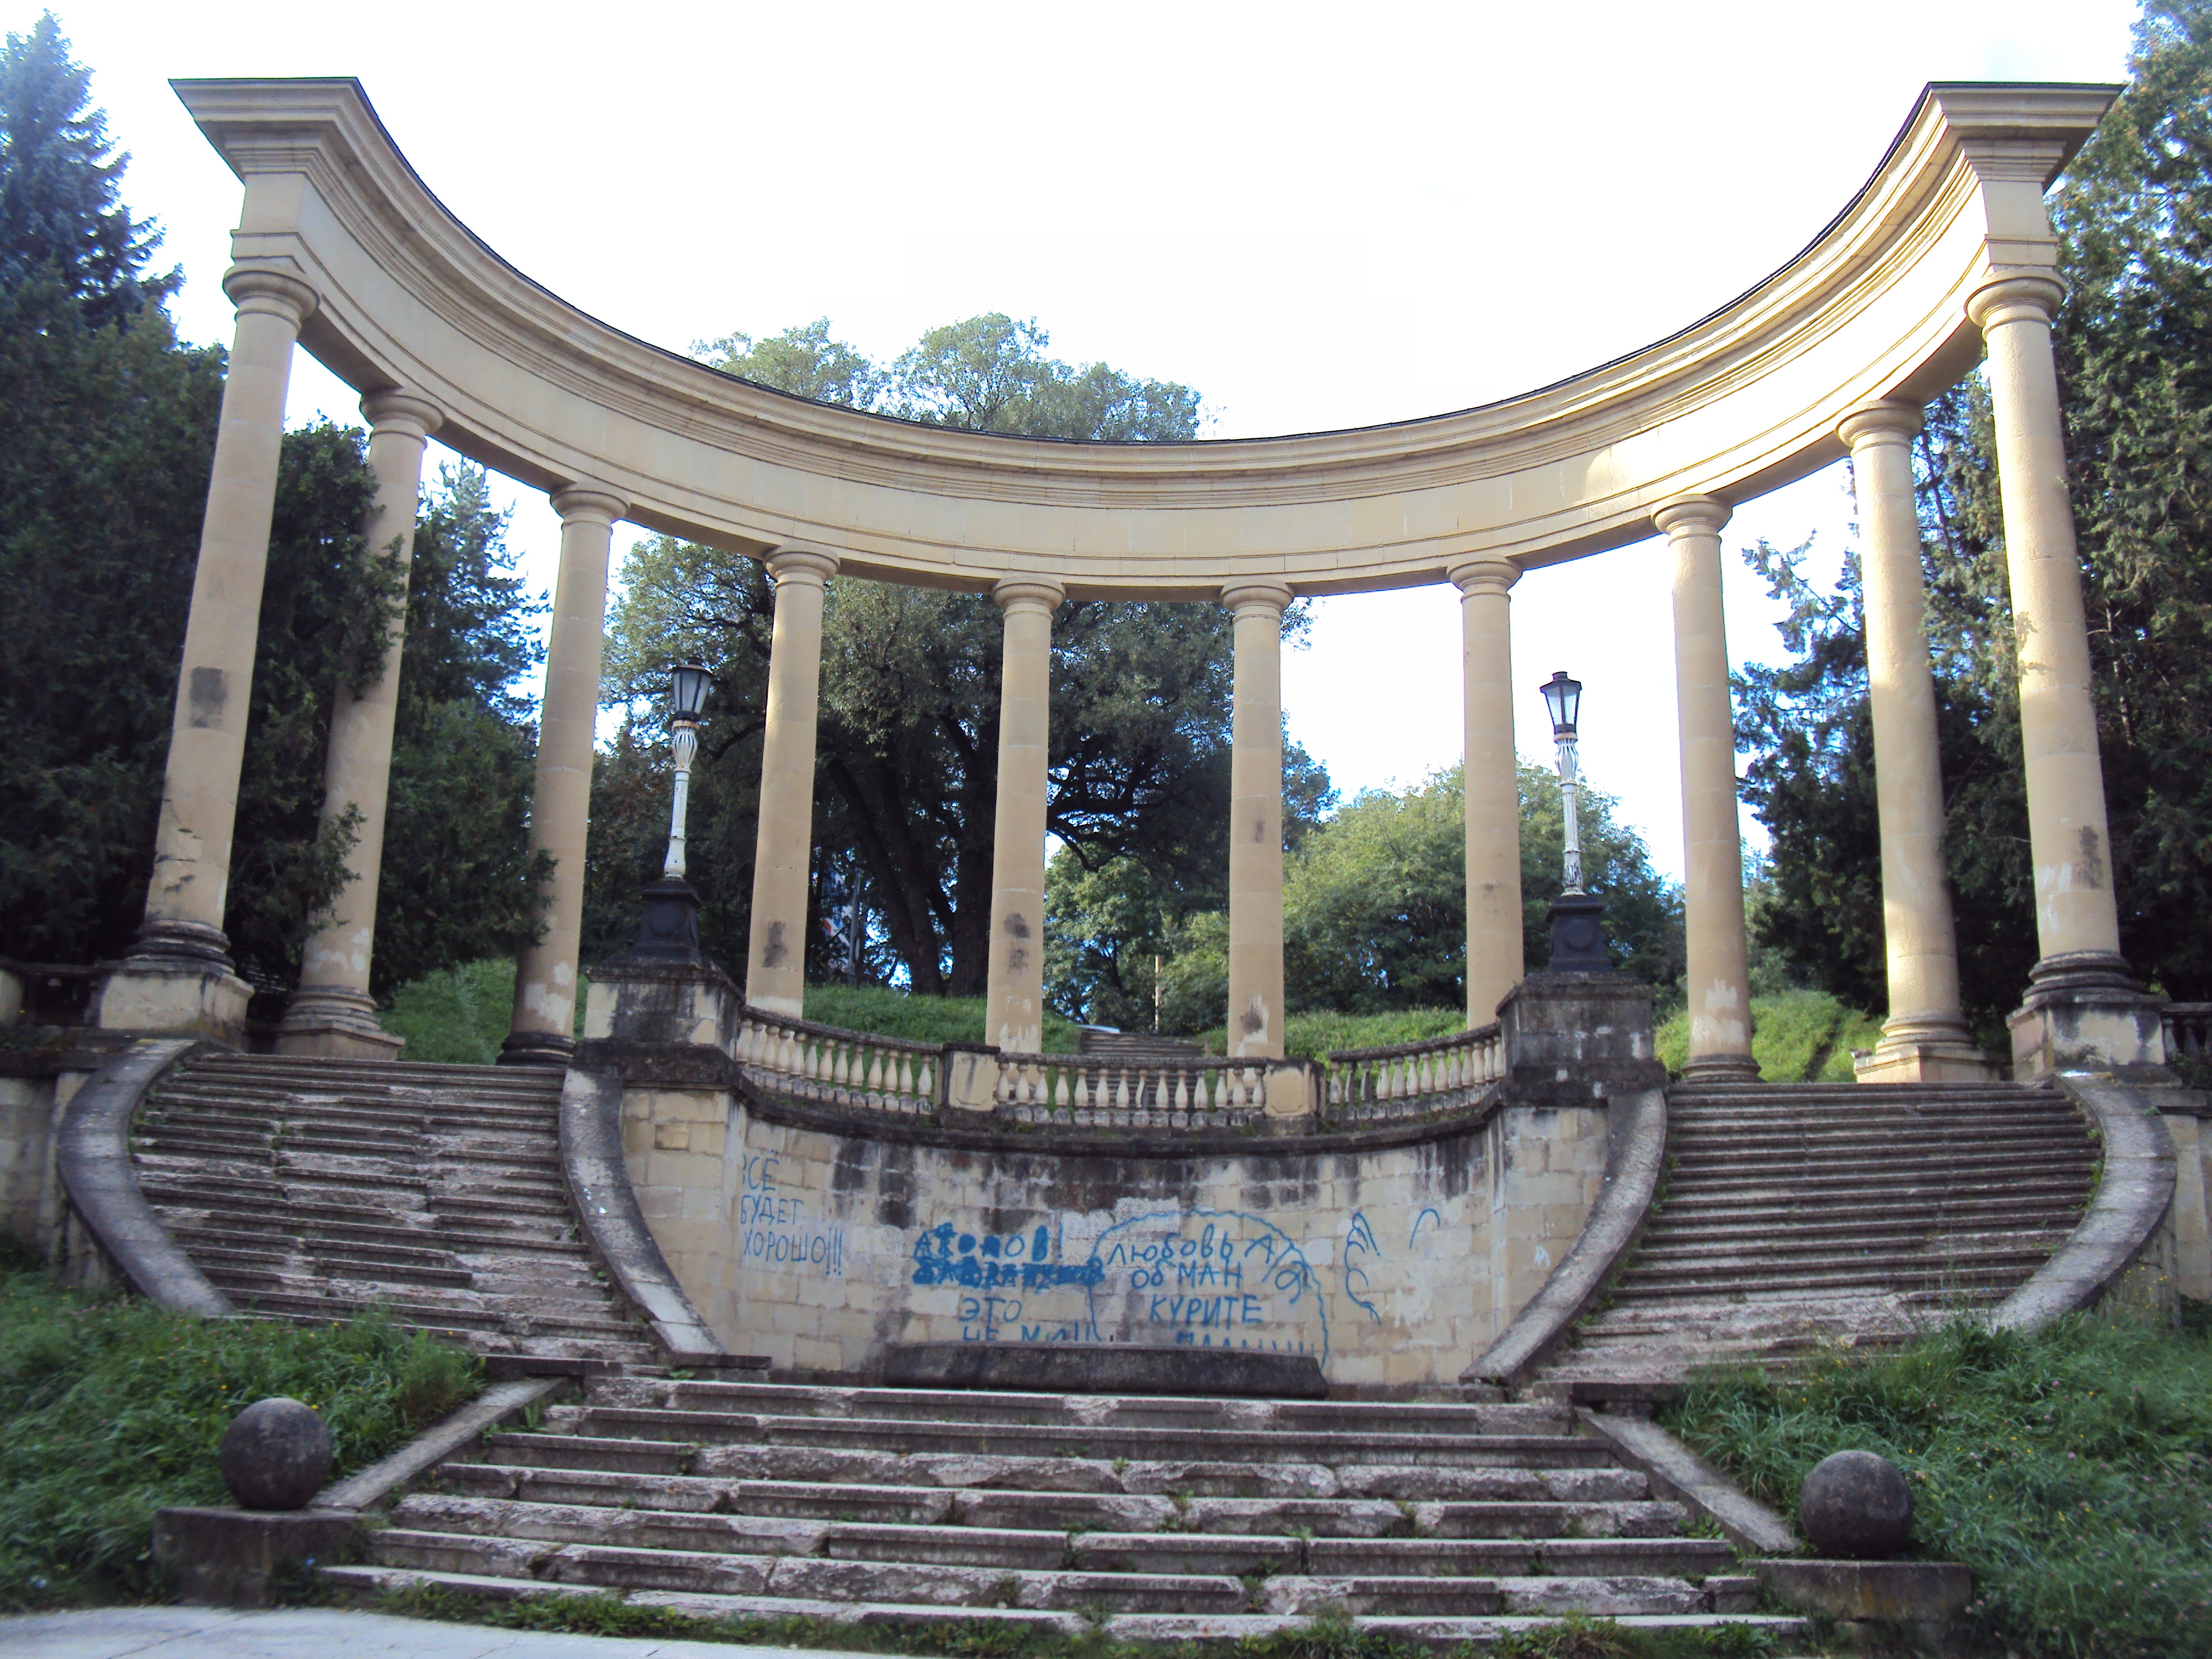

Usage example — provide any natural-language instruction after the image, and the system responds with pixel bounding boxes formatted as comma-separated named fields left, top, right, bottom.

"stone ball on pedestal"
left=217, top=1396, right=333, bottom=1511
left=1800, top=1449, right=1914, bottom=1559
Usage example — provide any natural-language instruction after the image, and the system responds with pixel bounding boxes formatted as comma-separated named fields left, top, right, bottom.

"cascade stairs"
left=322, top=1375, right=1801, bottom=1646
left=1537, top=1080, right=2096, bottom=1387
left=1078, top=1028, right=1206, bottom=1061
left=129, top=1052, right=659, bottom=1366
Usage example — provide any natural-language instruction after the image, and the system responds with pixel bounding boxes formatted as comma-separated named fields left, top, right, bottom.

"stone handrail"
left=731, top=1005, right=938, bottom=1115
left=994, top=1051, right=1271, bottom=1130
left=2164, top=1002, right=2212, bottom=1064
left=1324, top=1023, right=1504, bottom=1121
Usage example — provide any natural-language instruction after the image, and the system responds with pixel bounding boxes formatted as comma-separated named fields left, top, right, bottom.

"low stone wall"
left=0, top=1032, right=127, bottom=1258
left=611, top=1078, right=1612, bottom=1390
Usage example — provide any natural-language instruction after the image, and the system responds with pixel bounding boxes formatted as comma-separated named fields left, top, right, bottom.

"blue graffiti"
left=1343, top=1210, right=1381, bottom=1323
left=1083, top=1209, right=1330, bottom=1364
left=1410, top=1207, right=1442, bottom=1246
left=911, top=1223, right=1105, bottom=1292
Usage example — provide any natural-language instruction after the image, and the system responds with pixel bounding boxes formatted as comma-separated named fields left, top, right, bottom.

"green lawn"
left=0, top=1252, right=481, bottom=1609
left=1664, top=1315, right=2212, bottom=1658
left=1654, top=988, right=1883, bottom=1082
left=802, top=984, right=1082, bottom=1053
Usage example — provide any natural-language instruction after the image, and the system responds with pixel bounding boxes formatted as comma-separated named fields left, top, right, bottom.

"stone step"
left=198, top=1250, right=477, bottom=1290
left=1622, top=1237, right=2065, bottom=1276
left=565, top=1409, right=1614, bottom=1469
left=1638, top=1202, right=2088, bottom=1245
left=316, top=1563, right=1804, bottom=1649
left=1647, top=1184, right=2092, bottom=1226
left=1260, top=1574, right=1760, bottom=1617
left=1668, top=1132, right=2090, bottom=1166
left=1607, top=1261, right=2038, bottom=1300
left=365, top=1533, right=1250, bottom=1612
left=602, top=1379, right=1573, bottom=1436
left=1660, top=1161, right=2090, bottom=1201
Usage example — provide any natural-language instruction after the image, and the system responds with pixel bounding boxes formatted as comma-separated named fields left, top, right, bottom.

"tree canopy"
left=1738, top=0, right=2212, bottom=1035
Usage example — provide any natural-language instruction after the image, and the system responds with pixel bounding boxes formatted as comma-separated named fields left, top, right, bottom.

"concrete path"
left=0, top=1606, right=877, bottom=1659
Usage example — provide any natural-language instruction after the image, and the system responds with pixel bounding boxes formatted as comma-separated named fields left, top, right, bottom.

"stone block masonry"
left=614, top=1083, right=1612, bottom=1390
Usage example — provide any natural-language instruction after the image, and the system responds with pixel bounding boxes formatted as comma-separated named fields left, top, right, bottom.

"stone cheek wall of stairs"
left=1538, top=1081, right=2097, bottom=1387
left=130, top=1054, right=659, bottom=1367
left=324, top=1378, right=1801, bottom=1647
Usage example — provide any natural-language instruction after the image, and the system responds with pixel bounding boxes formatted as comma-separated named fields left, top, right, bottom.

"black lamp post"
left=1539, top=669, right=1611, bottom=972
left=622, top=662, right=716, bottom=966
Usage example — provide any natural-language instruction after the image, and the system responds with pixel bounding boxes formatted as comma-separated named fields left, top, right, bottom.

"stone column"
left=1967, top=275, right=2161, bottom=1073
left=742, top=548, right=839, bottom=1019
left=982, top=578, right=1065, bottom=1054
left=1655, top=497, right=1758, bottom=1081
left=276, top=389, right=443, bottom=1060
left=1224, top=582, right=1292, bottom=1059
left=95, top=267, right=317, bottom=1044
left=1839, top=401, right=1999, bottom=1082
left=501, top=484, right=626, bottom=1065
left=1452, top=557, right=1524, bottom=1027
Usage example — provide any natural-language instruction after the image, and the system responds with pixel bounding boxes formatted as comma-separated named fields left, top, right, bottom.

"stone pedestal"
left=583, top=952, right=739, bottom=1052
left=940, top=1042, right=1002, bottom=1113
left=1854, top=1022, right=2004, bottom=1084
left=152, top=1505, right=359, bottom=1606
left=1497, top=971, right=1665, bottom=1104
left=2009, top=951, right=2166, bottom=1079
left=271, top=988, right=404, bottom=1060
left=93, top=936, right=252, bottom=1048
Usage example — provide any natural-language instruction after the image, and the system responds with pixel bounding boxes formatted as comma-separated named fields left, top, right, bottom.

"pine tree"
left=0, top=13, right=175, bottom=327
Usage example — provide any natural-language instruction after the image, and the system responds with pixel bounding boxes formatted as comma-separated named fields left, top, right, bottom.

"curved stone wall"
left=173, top=79, right=2111, bottom=596
left=618, top=1083, right=1613, bottom=1390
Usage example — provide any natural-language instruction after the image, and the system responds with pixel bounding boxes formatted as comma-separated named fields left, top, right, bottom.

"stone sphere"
left=1799, top=1449, right=1915, bottom=1560
left=217, top=1396, right=333, bottom=1511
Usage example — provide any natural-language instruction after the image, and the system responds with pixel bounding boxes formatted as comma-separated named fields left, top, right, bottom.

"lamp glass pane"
left=669, top=663, right=714, bottom=719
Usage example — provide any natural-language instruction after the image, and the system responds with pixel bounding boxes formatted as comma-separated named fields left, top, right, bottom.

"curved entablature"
left=174, top=77, right=2114, bottom=596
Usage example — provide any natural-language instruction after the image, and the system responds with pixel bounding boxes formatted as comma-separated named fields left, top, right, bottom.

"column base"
left=95, top=923, right=252, bottom=1045
left=498, top=1029, right=576, bottom=1068
left=2008, top=952, right=2165, bottom=1079
left=1854, top=1014, right=2005, bottom=1084
left=1681, top=1053, right=1761, bottom=1084
left=273, top=987, right=405, bottom=1061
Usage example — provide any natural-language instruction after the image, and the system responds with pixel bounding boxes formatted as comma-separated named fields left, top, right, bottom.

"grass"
left=0, top=1252, right=482, bottom=1610
left=1663, top=1315, right=2212, bottom=1658
left=803, top=984, right=1083, bottom=1053
left=1654, top=989, right=1883, bottom=1082
left=381, top=957, right=583, bottom=1064
left=368, top=1582, right=1785, bottom=1658
left=1189, top=1007, right=1468, bottom=1061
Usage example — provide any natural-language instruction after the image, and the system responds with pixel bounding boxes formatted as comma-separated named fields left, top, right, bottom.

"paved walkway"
left=0, top=1606, right=876, bottom=1659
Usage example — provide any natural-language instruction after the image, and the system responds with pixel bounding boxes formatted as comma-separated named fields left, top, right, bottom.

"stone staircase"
left=1540, top=1081, right=2096, bottom=1386
left=321, top=1375, right=1802, bottom=1646
left=1078, top=1028, right=1206, bottom=1061
left=130, top=1053, right=659, bottom=1366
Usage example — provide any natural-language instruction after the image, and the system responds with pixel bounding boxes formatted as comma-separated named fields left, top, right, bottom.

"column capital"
left=991, top=575, right=1066, bottom=614
left=1837, top=399, right=1923, bottom=451
left=1448, top=555, right=1520, bottom=597
left=220, top=265, right=317, bottom=326
left=767, top=546, right=840, bottom=588
left=360, top=387, right=443, bottom=440
left=1652, top=494, right=1732, bottom=538
left=550, top=481, right=628, bottom=526
left=1221, top=580, right=1293, bottom=617
left=1966, top=272, right=2066, bottom=332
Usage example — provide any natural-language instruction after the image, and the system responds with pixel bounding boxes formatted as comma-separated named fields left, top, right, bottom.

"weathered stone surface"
left=1122, top=1459, right=1335, bottom=1497
left=883, top=1340, right=1329, bottom=1398
left=1756, top=1558, right=1971, bottom=1623
left=1181, top=1497, right=1406, bottom=1538
left=911, top=1453, right=1127, bottom=1493
left=1498, top=1574, right=1710, bottom=1615
left=1262, top=1575, right=1506, bottom=1616
left=1335, top=1464, right=1541, bottom=1501
left=825, top=1521, right=1065, bottom=1569
left=952, top=1490, right=1178, bottom=1533
left=1798, top=1450, right=1914, bottom=1560
left=152, top=1506, right=358, bottom=1606
left=1071, top=1530, right=1299, bottom=1576
left=219, top=1398, right=333, bottom=1511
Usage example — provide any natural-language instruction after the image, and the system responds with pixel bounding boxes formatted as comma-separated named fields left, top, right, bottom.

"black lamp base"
left=617, top=876, right=707, bottom=967
left=1546, top=891, right=1613, bottom=973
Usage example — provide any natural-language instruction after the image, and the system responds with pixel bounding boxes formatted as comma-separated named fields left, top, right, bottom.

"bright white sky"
left=41, top=0, right=2136, bottom=880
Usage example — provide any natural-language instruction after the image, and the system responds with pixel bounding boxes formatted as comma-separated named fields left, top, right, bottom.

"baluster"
left=918, top=1054, right=935, bottom=1102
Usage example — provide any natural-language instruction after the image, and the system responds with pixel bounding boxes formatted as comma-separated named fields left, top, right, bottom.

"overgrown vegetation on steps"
left=0, top=1250, right=482, bottom=1610
left=1662, top=1315, right=2212, bottom=1659
left=1653, top=990, right=1882, bottom=1082
left=364, top=1582, right=1788, bottom=1659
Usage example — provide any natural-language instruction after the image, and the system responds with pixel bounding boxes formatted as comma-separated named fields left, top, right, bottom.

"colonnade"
left=93, top=263, right=2159, bottom=1080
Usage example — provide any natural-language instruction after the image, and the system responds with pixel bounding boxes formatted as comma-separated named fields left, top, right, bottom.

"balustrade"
left=1322, top=1022, right=1505, bottom=1121
left=731, top=1006, right=937, bottom=1115
left=2165, top=1004, right=2212, bottom=1066
left=994, top=1052, right=1270, bottom=1130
